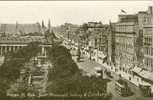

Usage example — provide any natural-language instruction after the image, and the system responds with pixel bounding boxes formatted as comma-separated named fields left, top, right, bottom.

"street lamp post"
left=89, top=46, right=92, bottom=60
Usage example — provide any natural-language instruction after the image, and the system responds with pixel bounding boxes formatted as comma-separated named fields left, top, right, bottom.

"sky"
left=0, top=1, right=153, bottom=26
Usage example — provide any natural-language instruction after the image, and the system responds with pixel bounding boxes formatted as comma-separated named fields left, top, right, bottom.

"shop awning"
left=132, top=67, right=142, bottom=73
left=139, top=82, right=151, bottom=86
left=132, top=67, right=153, bottom=83
left=139, top=71, right=153, bottom=82
left=139, top=70, right=150, bottom=79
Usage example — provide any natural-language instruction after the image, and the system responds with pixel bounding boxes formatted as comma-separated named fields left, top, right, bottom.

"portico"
left=0, top=36, right=52, bottom=56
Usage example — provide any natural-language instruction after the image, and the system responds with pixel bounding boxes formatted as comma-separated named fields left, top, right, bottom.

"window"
left=151, top=60, right=153, bottom=71
left=137, top=78, right=139, bottom=82
left=151, top=47, right=153, bottom=56
left=129, top=77, right=131, bottom=80
left=144, top=37, right=152, bottom=46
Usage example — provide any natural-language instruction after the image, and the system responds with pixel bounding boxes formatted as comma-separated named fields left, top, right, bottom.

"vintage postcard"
left=0, top=1, right=153, bottom=100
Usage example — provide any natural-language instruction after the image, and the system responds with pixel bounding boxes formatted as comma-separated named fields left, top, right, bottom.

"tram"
left=115, top=79, right=131, bottom=96
left=139, top=84, right=152, bottom=97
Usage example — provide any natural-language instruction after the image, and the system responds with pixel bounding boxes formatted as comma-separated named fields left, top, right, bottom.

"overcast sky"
left=0, top=1, right=153, bottom=26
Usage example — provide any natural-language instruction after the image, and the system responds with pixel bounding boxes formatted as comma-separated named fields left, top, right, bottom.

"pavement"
left=72, top=54, right=153, bottom=100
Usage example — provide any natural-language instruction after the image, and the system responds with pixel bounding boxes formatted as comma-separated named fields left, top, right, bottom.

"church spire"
left=48, top=19, right=51, bottom=32
left=16, top=21, right=18, bottom=35
left=42, top=20, right=45, bottom=28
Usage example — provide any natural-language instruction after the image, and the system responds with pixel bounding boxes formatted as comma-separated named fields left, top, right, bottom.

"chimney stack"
left=148, top=6, right=153, bottom=14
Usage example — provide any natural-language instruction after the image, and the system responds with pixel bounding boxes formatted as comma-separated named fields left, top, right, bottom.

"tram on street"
left=115, top=79, right=131, bottom=97
left=139, top=84, right=152, bottom=97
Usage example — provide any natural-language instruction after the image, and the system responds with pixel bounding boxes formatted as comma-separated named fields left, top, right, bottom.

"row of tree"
left=47, top=44, right=111, bottom=98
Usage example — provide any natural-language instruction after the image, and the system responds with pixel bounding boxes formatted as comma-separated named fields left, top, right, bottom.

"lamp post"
left=77, top=36, right=81, bottom=62
left=66, top=26, right=70, bottom=41
left=77, top=46, right=81, bottom=62
left=89, top=46, right=92, bottom=60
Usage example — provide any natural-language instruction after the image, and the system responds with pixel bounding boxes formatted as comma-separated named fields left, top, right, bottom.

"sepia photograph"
left=0, top=1, right=153, bottom=100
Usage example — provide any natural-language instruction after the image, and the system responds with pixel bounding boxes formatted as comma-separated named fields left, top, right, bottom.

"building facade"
left=0, top=36, right=50, bottom=56
left=84, top=22, right=109, bottom=63
left=141, top=7, right=153, bottom=71
left=114, top=14, right=138, bottom=73
left=113, top=6, right=153, bottom=92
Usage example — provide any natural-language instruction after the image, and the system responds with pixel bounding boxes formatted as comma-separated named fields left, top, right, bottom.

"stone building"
left=87, top=22, right=108, bottom=52
left=113, top=6, right=153, bottom=91
left=84, top=22, right=109, bottom=63
left=114, top=14, right=138, bottom=73
left=141, top=6, right=153, bottom=71
left=107, top=21, right=115, bottom=66
left=0, top=36, right=49, bottom=56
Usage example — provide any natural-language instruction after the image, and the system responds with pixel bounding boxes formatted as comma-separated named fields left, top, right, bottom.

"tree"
left=0, top=42, right=41, bottom=98
left=81, top=23, right=88, bottom=32
left=47, top=44, right=110, bottom=98
left=47, top=45, right=80, bottom=80
left=47, top=44, right=81, bottom=95
left=47, top=74, right=79, bottom=96
left=76, top=76, right=109, bottom=97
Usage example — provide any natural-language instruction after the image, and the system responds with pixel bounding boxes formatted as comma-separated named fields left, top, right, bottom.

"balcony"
left=143, top=23, right=153, bottom=28
left=144, top=54, right=153, bottom=59
left=32, top=75, right=44, bottom=79
left=115, top=22, right=136, bottom=33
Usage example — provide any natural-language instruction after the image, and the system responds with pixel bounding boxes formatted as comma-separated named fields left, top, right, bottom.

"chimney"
left=148, top=6, right=153, bottom=14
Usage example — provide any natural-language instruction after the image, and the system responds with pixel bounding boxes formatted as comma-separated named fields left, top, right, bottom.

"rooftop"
left=118, top=14, right=138, bottom=23
left=0, top=35, right=63, bottom=45
left=115, top=22, right=136, bottom=26
left=0, top=36, right=46, bottom=44
left=87, top=22, right=103, bottom=28
left=0, top=23, right=42, bottom=35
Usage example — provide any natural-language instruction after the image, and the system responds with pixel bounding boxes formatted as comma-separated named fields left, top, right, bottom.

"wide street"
left=72, top=55, right=153, bottom=100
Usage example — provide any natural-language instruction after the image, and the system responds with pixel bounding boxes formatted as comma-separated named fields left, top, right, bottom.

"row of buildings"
left=65, top=6, right=153, bottom=94
left=113, top=6, right=153, bottom=84
left=105, top=6, right=153, bottom=93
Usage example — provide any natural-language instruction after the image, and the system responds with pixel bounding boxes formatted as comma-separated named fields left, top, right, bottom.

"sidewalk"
left=95, top=60, right=153, bottom=94
left=72, top=55, right=153, bottom=100
left=77, top=49, right=152, bottom=90
left=100, top=63, right=144, bottom=86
